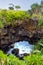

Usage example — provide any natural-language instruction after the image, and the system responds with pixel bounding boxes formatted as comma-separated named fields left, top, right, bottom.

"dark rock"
left=10, top=44, right=14, bottom=48
left=17, top=54, right=24, bottom=60
left=12, top=48, right=19, bottom=55
left=24, top=53, right=29, bottom=56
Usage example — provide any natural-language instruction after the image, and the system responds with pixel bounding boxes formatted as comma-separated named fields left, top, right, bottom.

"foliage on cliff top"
left=0, top=10, right=30, bottom=27
left=0, top=9, right=43, bottom=28
left=0, top=10, right=30, bottom=20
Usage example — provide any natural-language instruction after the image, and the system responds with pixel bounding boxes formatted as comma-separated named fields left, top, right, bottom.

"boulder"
left=12, top=48, right=19, bottom=55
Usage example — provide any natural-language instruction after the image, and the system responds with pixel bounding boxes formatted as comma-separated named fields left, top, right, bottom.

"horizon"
left=0, top=0, right=41, bottom=10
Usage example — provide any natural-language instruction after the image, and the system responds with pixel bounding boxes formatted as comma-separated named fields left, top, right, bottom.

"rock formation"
left=0, top=19, right=43, bottom=53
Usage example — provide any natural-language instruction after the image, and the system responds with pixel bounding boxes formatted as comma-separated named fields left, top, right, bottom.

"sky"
left=0, top=0, right=41, bottom=10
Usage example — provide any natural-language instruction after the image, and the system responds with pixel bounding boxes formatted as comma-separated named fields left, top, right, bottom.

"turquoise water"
left=8, top=41, right=34, bottom=54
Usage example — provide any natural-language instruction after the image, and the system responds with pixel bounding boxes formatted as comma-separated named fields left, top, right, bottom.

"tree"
left=27, top=10, right=32, bottom=15
left=9, top=3, right=14, bottom=10
left=31, top=3, right=40, bottom=13
left=41, top=0, right=43, bottom=11
left=41, top=0, right=43, bottom=7
left=15, top=5, right=21, bottom=10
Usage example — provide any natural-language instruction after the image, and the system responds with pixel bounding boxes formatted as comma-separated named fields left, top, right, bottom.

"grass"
left=0, top=50, right=43, bottom=65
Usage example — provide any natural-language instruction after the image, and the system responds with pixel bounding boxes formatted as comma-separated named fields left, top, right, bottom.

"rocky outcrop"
left=0, top=19, right=43, bottom=52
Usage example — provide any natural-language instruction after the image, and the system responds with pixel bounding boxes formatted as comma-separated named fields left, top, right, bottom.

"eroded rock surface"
left=0, top=19, right=43, bottom=52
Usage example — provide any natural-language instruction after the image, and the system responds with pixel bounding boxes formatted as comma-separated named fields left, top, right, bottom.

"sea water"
left=8, top=41, right=34, bottom=54
left=14, top=41, right=34, bottom=54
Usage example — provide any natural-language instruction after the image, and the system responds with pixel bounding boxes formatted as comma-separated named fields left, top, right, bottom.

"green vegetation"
left=0, top=0, right=43, bottom=28
left=24, top=53, right=43, bottom=65
left=0, top=0, right=43, bottom=65
left=38, top=17, right=43, bottom=26
left=0, top=10, right=30, bottom=28
left=0, top=9, right=43, bottom=28
left=0, top=20, right=4, bottom=28
left=0, top=39, right=43, bottom=65
left=34, top=39, right=43, bottom=50
left=0, top=50, right=43, bottom=65
left=15, top=5, right=21, bottom=10
left=9, top=3, right=14, bottom=10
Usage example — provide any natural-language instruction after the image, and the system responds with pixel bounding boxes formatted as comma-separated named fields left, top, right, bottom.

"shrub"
left=33, top=39, right=43, bottom=55
left=38, top=16, right=43, bottom=26
left=32, top=14, right=38, bottom=18
left=0, top=20, right=4, bottom=28
left=0, top=10, right=30, bottom=25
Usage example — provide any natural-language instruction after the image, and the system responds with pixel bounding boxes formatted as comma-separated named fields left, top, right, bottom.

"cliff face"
left=0, top=19, right=43, bottom=52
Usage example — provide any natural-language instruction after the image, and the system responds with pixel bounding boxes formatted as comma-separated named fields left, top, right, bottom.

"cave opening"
left=7, top=40, right=34, bottom=56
